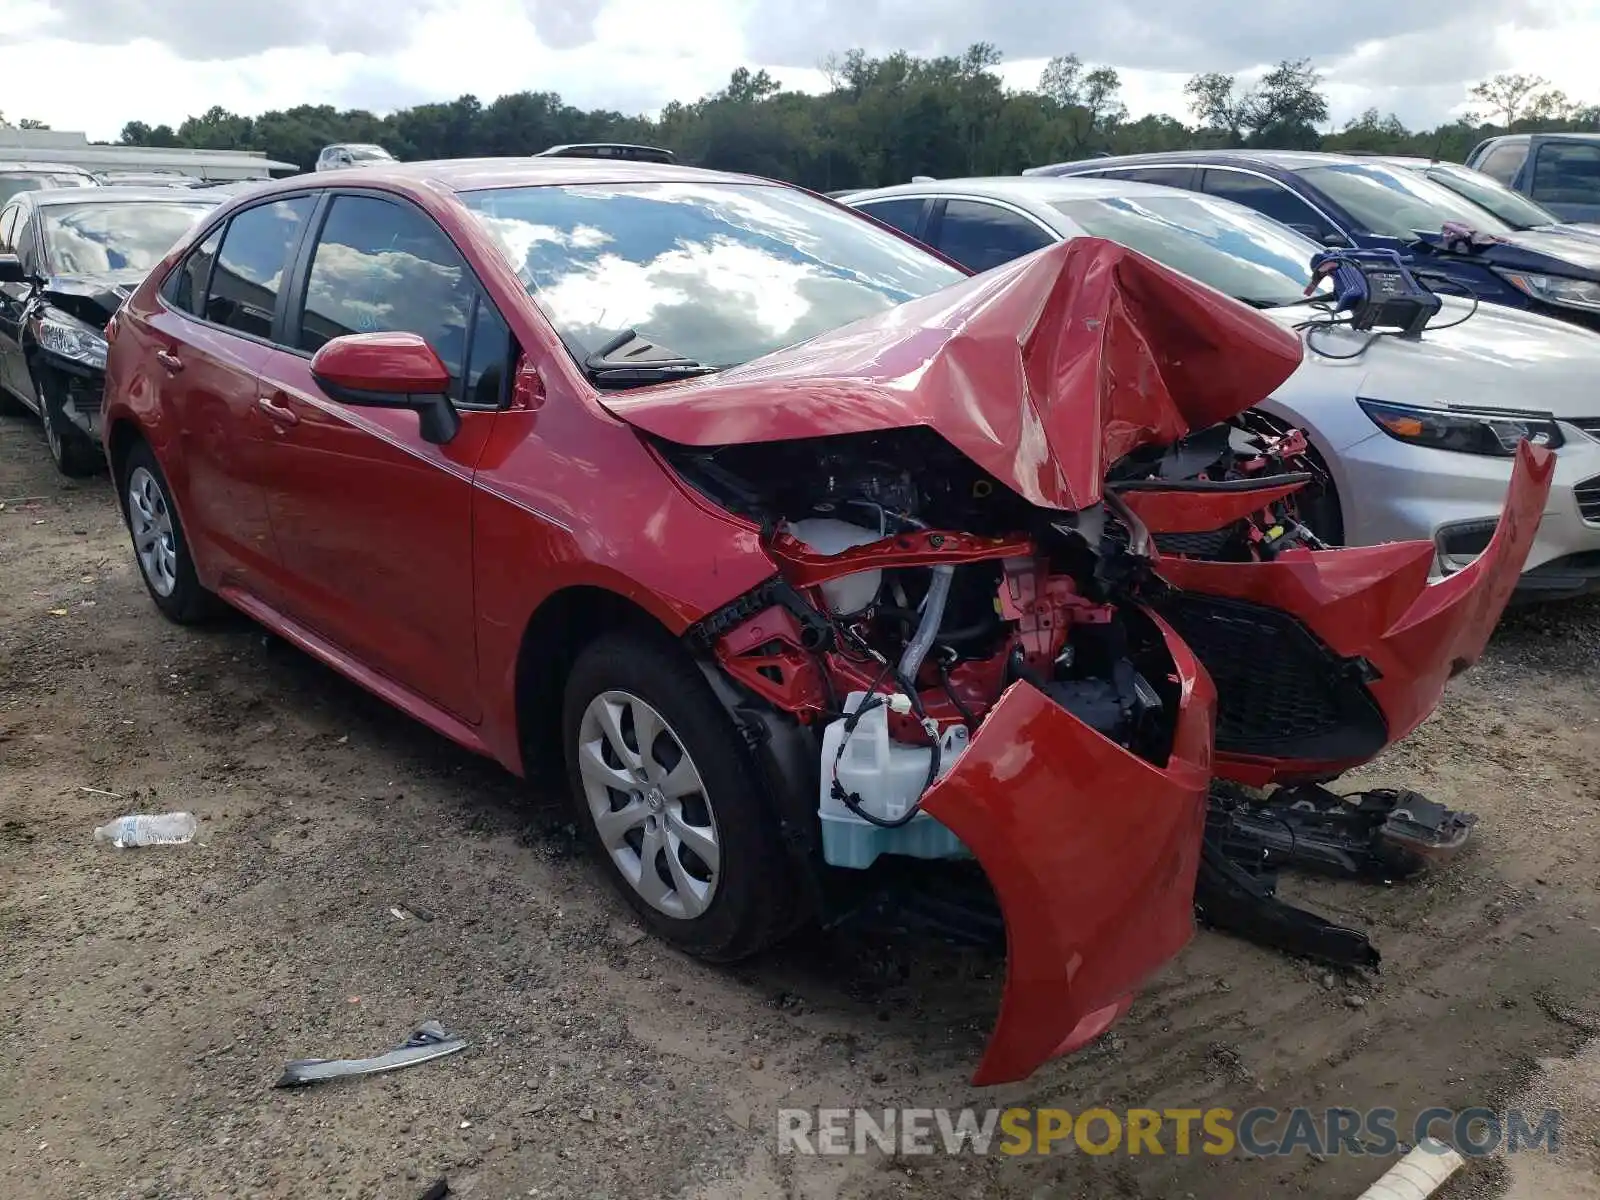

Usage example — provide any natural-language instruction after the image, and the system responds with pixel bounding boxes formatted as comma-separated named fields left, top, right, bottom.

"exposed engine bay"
left=667, top=426, right=1181, bottom=861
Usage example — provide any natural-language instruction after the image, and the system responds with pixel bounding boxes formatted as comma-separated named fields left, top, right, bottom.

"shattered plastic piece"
left=93, top=813, right=197, bottom=848
left=272, top=1020, right=467, bottom=1088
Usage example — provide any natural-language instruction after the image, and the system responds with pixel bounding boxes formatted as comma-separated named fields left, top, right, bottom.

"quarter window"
left=206, top=197, right=316, bottom=339
left=854, top=198, right=927, bottom=239
left=296, top=194, right=475, bottom=391
left=934, top=199, right=1054, bottom=272
left=1199, top=171, right=1339, bottom=242
left=163, top=226, right=223, bottom=315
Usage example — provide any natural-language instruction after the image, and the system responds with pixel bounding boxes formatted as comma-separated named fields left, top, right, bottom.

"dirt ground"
left=3, top=409, right=1599, bottom=1200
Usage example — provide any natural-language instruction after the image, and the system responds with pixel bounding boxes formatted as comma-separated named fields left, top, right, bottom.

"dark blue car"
left=1025, top=150, right=1600, bottom=331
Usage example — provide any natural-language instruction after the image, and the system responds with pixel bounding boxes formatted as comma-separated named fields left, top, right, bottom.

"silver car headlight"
left=1357, top=399, right=1564, bottom=456
left=1493, top=268, right=1600, bottom=314
left=35, top=313, right=108, bottom=371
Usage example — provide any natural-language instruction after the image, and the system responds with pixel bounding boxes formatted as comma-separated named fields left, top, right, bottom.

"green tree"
left=1470, top=73, right=1549, bottom=125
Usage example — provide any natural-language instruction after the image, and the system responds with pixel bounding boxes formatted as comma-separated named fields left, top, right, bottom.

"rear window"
left=461, top=181, right=962, bottom=368
left=39, top=201, right=214, bottom=274
left=204, top=196, right=316, bottom=339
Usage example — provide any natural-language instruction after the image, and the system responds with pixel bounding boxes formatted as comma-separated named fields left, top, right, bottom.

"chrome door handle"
left=257, top=395, right=299, bottom=426
left=155, top=349, right=184, bottom=373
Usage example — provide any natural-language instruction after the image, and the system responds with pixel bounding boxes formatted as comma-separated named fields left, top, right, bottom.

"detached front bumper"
left=918, top=611, right=1215, bottom=1086
left=1157, top=441, right=1555, bottom=784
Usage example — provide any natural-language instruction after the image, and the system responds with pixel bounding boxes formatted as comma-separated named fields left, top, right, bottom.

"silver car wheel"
left=127, top=465, right=179, bottom=598
left=576, top=689, right=721, bottom=920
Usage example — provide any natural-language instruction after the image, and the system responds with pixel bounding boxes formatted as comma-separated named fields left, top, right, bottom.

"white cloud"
left=0, top=0, right=1595, bottom=140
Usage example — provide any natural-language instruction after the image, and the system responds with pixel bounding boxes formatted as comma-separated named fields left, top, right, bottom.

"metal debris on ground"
left=272, top=1020, right=467, bottom=1088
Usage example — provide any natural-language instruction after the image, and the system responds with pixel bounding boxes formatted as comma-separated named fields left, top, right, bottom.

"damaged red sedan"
left=100, top=159, right=1552, bottom=1087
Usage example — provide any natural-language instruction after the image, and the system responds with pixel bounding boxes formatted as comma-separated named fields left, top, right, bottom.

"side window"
left=205, top=196, right=316, bottom=339
left=934, top=199, right=1054, bottom=273
left=1477, top=142, right=1528, bottom=186
left=1531, top=142, right=1600, bottom=204
left=162, top=226, right=223, bottom=315
left=1200, top=170, right=1339, bottom=241
left=1108, top=167, right=1196, bottom=189
left=854, top=198, right=927, bottom=239
left=296, top=194, right=474, bottom=390
left=462, top=297, right=514, bottom=408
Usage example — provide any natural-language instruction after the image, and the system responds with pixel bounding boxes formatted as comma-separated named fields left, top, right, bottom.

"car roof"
left=844, top=174, right=1180, bottom=205
left=0, top=161, right=96, bottom=176
left=27, top=186, right=223, bottom=207
left=229, top=156, right=763, bottom=200
left=1031, top=149, right=1375, bottom=174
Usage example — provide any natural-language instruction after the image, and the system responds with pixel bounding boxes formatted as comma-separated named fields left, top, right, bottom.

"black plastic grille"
left=1153, top=528, right=1236, bottom=559
left=1576, top=473, right=1600, bottom=524
left=1154, top=593, right=1388, bottom=763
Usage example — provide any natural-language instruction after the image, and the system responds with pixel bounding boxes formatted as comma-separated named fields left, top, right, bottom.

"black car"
left=0, top=187, right=219, bottom=474
left=1027, top=150, right=1600, bottom=331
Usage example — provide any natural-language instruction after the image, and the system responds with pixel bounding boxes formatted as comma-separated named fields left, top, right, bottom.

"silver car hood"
left=1262, top=297, right=1600, bottom=419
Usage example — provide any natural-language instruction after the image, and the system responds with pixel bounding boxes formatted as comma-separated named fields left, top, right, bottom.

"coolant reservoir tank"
left=786, top=518, right=884, bottom=615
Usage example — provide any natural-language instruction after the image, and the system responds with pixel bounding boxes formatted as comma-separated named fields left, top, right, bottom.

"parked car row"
left=839, top=171, right=1600, bottom=601
left=0, top=149, right=1583, bottom=1087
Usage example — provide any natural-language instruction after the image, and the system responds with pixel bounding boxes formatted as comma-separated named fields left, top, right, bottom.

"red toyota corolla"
left=100, top=159, right=1551, bottom=1085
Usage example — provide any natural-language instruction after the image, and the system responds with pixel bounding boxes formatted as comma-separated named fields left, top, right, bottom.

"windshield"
left=1298, top=163, right=1515, bottom=239
left=1422, top=164, right=1559, bottom=230
left=40, top=201, right=213, bottom=274
left=348, top=145, right=394, bottom=161
left=1051, top=192, right=1325, bottom=307
left=0, top=173, right=93, bottom=205
left=461, top=181, right=964, bottom=368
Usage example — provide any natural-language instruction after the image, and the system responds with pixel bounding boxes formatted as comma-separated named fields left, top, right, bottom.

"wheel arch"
left=512, top=584, right=682, bottom=784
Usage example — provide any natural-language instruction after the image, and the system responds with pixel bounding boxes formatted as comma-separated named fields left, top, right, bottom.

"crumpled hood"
left=42, top=268, right=145, bottom=330
left=601, top=238, right=1304, bottom=511
left=1262, top=297, right=1600, bottom=419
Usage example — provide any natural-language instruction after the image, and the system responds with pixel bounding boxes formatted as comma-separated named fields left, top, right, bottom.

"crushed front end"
left=664, top=427, right=1215, bottom=1085
left=607, top=239, right=1549, bottom=1087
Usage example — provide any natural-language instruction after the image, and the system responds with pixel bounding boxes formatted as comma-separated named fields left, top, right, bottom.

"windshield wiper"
left=583, top=329, right=721, bottom=386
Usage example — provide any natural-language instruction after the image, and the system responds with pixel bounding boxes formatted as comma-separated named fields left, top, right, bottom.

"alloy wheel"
left=127, top=465, right=179, bottom=597
left=575, top=689, right=721, bottom=920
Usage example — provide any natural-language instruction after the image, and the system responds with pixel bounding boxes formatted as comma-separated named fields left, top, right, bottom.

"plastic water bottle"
left=92, top=812, right=198, bottom=848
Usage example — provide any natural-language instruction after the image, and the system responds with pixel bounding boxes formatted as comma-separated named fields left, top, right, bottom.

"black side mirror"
left=0, top=253, right=28, bottom=285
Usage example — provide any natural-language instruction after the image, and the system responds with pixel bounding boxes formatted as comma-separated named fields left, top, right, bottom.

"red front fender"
left=919, top=610, right=1215, bottom=1086
left=1155, top=441, right=1554, bottom=784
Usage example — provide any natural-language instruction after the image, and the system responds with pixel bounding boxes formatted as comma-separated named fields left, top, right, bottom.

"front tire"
left=119, top=439, right=219, bottom=624
left=35, top=368, right=101, bottom=478
left=562, top=631, right=793, bottom=962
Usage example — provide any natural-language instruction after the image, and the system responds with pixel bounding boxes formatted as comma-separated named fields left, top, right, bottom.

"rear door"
left=252, top=190, right=514, bottom=722
left=0, top=202, right=33, bottom=406
left=143, top=195, right=317, bottom=595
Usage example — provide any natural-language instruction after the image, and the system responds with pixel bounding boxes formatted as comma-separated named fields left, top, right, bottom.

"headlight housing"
left=35, top=314, right=108, bottom=371
left=1358, top=399, right=1564, bottom=456
left=1493, top=268, right=1600, bottom=314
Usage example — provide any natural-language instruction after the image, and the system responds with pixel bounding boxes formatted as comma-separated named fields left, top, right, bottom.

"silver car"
left=840, top=176, right=1600, bottom=600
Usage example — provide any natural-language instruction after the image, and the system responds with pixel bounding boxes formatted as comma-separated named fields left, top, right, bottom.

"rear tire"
left=561, top=631, right=793, bottom=962
left=119, top=439, right=220, bottom=624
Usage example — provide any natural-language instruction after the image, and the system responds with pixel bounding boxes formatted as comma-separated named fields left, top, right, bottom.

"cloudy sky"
left=1, top=0, right=1596, bottom=139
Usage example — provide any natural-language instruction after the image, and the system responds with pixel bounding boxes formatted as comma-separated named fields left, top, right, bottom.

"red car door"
left=252, top=192, right=514, bottom=724
left=128, top=196, right=319, bottom=596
